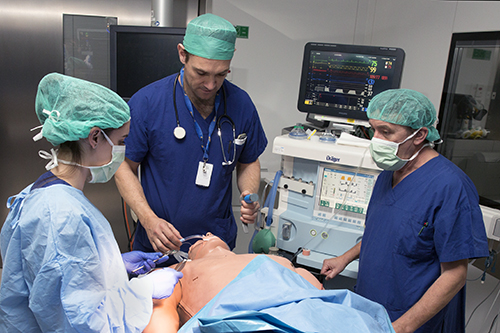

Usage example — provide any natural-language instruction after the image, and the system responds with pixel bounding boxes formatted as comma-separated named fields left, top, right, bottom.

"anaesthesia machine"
left=272, top=132, right=380, bottom=278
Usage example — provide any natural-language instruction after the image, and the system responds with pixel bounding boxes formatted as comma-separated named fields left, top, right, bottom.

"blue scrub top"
left=356, top=155, right=489, bottom=332
left=31, top=170, right=70, bottom=190
left=126, top=73, right=267, bottom=251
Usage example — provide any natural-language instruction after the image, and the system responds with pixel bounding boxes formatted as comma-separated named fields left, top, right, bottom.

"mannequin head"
left=188, top=233, right=230, bottom=260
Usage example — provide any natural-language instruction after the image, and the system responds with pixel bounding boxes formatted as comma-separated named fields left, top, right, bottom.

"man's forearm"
left=392, top=259, right=468, bottom=333
left=114, top=159, right=157, bottom=224
left=236, top=159, right=261, bottom=195
left=343, top=241, right=361, bottom=263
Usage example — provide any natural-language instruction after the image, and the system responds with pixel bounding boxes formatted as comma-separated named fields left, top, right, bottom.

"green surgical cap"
left=367, top=89, right=441, bottom=142
left=35, top=73, right=130, bottom=146
left=183, top=13, right=236, bottom=60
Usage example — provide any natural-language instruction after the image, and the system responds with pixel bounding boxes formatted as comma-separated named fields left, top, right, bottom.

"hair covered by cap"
left=183, top=13, right=236, bottom=60
left=35, top=73, right=130, bottom=146
left=366, top=89, right=441, bottom=142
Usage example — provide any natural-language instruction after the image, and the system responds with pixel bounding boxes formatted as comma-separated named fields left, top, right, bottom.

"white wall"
left=210, top=0, right=500, bottom=174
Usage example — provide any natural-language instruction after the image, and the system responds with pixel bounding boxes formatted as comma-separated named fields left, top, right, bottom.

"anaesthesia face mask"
left=369, top=128, right=425, bottom=171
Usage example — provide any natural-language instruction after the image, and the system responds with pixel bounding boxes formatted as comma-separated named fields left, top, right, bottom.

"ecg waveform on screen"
left=304, top=52, right=390, bottom=111
left=308, top=56, right=374, bottom=96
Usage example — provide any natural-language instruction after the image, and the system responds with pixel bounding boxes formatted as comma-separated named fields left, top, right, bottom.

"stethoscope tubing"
left=173, top=72, right=236, bottom=165
left=173, top=72, right=234, bottom=136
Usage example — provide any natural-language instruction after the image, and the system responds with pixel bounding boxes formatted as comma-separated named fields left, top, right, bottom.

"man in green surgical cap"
left=115, top=14, right=268, bottom=258
left=321, top=89, right=489, bottom=333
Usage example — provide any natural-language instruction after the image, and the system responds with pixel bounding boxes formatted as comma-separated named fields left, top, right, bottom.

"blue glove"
left=122, top=251, right=169, bottom=276
left=146, top=268, right=184, bottom=299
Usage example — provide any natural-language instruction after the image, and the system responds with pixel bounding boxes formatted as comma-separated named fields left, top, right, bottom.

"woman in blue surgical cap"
left=0, top=73, right=183, bottom=333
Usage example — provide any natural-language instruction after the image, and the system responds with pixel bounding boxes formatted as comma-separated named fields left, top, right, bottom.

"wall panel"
left=0, top=0, right=154, bottom=254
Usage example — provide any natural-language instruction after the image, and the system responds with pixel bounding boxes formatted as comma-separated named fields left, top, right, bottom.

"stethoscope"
left=173, top=72, right=236, bottom=166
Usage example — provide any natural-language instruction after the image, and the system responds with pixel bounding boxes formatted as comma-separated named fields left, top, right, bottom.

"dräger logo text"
left=326, top=155, right=340, bottom=163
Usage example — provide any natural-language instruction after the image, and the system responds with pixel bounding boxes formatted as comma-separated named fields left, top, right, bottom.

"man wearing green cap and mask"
left=321, top=89, right=489, bottom=333
left=115, top=14, right=267, bottom=256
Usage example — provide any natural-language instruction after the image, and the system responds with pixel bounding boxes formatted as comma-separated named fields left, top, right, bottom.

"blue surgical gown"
left=126, top=74, right=267, bottom=251
left=0, top=173, right=154, bottom=333
left=356, top=155, right=489, bottom=332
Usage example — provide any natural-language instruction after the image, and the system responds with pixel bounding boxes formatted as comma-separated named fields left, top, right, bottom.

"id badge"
left=195, top=161, right=213, bottom=187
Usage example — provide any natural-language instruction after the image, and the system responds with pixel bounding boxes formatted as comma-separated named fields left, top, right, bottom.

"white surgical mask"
left=40, top=130, right=125, bottom=183
left=369, top=128, right=429, bottom=171
left=84, top=131, right=125, bottom=183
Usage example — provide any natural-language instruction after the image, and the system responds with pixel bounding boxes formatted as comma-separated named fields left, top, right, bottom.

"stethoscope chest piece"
left=174, top=125, right=186, bottom=140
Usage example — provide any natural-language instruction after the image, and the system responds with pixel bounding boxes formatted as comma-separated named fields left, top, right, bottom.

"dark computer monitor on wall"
left=110, top=25, right=186, bottom=101
left=297, top=42, right=405, bottom=127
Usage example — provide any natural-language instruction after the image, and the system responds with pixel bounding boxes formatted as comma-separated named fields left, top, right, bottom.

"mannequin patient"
left=143, top=233, right=323, bottom=332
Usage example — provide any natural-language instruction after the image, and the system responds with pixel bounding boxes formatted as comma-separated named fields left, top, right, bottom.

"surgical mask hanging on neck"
left=40, top=130, right=125, bottom=183
left=369, top=128, right=429, bottom=171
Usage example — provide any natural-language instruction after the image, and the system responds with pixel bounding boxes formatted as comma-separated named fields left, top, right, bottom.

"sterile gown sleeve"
left=0, top=184, right=154, bottom=333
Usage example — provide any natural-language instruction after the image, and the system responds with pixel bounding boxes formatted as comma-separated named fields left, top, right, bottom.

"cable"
left=466, top=249, right=499, bottom=329
left=468, top=273, right=487, bottom=282
left=479, top=280, right=500, bottom=333
left=465, top=279, right=500, bottom=328
left=488, top=314, right=498, bottom=333
left=464, top=249, right=499, bottom=329
left=121, top=198, right=135, bottom=251
left=467, top=251, right=497, bottom=282
left=353, top=125, right=371, bottom=139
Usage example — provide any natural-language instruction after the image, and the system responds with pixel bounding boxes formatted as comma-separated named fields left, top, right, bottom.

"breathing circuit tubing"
left=248, top=170, right=283, bottom=253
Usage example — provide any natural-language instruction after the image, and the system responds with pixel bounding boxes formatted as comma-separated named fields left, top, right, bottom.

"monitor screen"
left=297, top=42, right=405, bottom=125
left=110, top=25, right=186, bottom=100
left=314, top=164, right=379, bottom=226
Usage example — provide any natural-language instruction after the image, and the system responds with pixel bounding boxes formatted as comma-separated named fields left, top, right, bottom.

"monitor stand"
left=305, top=113, right=370, bottom=135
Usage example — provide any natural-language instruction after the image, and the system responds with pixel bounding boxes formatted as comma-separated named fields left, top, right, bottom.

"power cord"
left=465, top=279, right=500, bottom=329
left=466, top=249, right=500, bottom=329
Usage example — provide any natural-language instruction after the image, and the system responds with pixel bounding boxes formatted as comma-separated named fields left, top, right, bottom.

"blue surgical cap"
left=183, top=13, right=236, bottom=60
left=367, top=89, right=441, bottom=142
left=35, top=73, right=130, bottom=146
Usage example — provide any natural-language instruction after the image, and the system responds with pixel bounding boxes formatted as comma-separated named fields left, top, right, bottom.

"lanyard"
left=179, top=68, right=221, bottom=162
